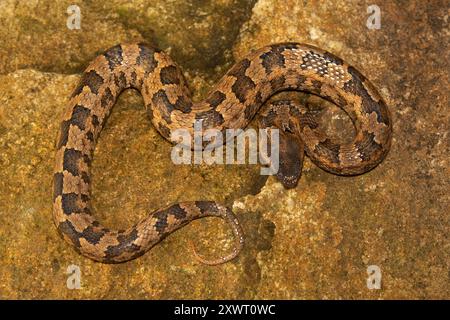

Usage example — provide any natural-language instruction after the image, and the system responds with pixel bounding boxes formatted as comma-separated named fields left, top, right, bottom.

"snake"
left=53, top=42, right=392, bottom=264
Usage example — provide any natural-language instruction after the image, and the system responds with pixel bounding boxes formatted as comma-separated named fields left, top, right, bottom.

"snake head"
left=276, top=129, right=305, bottom=189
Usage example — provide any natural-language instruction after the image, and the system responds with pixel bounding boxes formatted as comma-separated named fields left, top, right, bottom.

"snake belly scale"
left=53, top=43, right=392, bottom=264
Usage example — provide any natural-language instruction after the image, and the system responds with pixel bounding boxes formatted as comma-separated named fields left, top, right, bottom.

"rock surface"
left=0, top=0, right=448, bottom=299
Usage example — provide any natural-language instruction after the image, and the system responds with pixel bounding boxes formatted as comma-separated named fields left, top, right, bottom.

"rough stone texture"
left=0, top=0, right=448, bottom=299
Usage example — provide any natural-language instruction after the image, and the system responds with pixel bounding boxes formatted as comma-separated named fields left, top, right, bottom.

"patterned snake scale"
left=53, top=43, right=392, bottom=264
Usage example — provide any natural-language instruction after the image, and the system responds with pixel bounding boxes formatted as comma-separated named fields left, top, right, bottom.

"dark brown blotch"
left=229, top=59, right=256, bottom=103
left=355, top=132, right=383, bottom=161
left=104, top=243, right=142, bottom=263
left=311, top=80, right=322, bottom=92
left=152, top=90, right=192, bottom=123
left=83, top=154, right=92, bottom=166
left=92, top=221, right=100, bottom=227
left=173, top=95, right=193, bottom=113
left=158, top=123, right=171, bottom=139
left=206, top=90, right=226, bottom=109
left=81, top=171, right=90, bottom=184
left=244, top=101, right=260, bottom=122
left=103, top=229, right=142, bottom=262
left=53, top=172, right=64, bottom=201
left=152, top=90, right=173, bottom=123
left=260, top=48, right=285, bottom=74
left=294, top=74, right=307, bottom=89
left=57, top=120, right=71, bottom=149
left=195, top=109, right=225, bottom=128
left=194, top=201, right=219, bottom=215
left=260, top=43, right=298, bottom=74
left=71, top=70, right=105, bottom=97
left=136, top=44, right=159, bottom=75
left=117, top=228, right=139, bottom=244
left=114, top=71, right=127, bottom=89
left=58, top=220, right=81, bottom=247
left=153, top=210, right=168, bottom=234
left=103, top=44, right=123, bottom=70
left=80, top=225, right=105, bottom=245
left=63, top=148, right=83, bottom=176
left=166, top=204, right=188, bottom=220
left=86, top=131, right=94, bottom=142
left=91, top=115, right=100, bottom=127
left=61, top=193, right=80, bottom=215
left=159, top=65, right=181, bottom=85
left=70, top=104, right=91, bottom=131
left=344, top=66, right=389, bottom=126
left=131, top=71, right=138, bottom=86
left=270, top=75, right=286, bottom=91
left=260, top=43, right=297, bottom=74
left=100, top=87, right=114, bottom=109
left=245, top=91, right=266, bottom=122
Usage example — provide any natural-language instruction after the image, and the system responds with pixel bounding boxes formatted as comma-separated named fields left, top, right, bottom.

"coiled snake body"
left=53, top=43, right=392, bottom=264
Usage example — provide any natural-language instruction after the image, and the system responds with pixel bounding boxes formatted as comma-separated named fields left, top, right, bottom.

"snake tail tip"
left=189, top=240, right=241, bottom=266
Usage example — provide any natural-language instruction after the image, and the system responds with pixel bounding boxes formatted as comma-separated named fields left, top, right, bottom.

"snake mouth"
left=276, top=173, right=301, bottom=189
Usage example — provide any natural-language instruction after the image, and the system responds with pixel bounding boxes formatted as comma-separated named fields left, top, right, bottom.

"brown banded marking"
left=54, top=42, right=391, bottom=264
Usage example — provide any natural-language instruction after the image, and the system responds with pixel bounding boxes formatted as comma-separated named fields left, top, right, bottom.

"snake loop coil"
left=53, top=43, right=392, bottom=264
